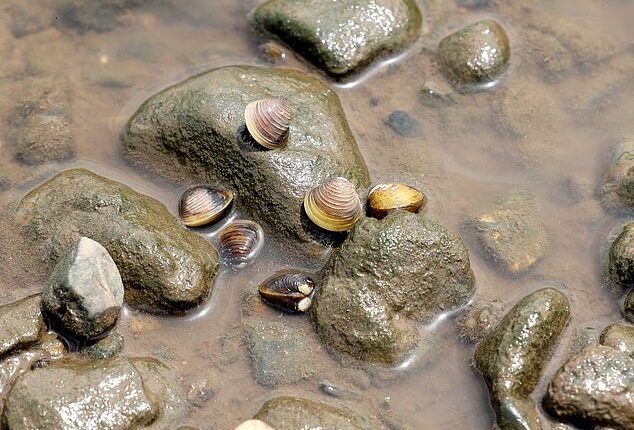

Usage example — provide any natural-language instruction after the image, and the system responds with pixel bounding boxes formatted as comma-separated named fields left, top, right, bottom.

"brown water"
left=0, top=0, right=633, bottom=428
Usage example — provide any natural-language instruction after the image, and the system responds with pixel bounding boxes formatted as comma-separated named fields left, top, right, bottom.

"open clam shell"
left=258, top=271, right=315, bottom=313
left=244, top=97, right=291, bottom=149
left=367, top=183, right=425, bottom=219
left=304, top=177, right=362, bottom=232
left=219, top=220, right=264, bottom=266
left=179, top=185, right=234, bottom=228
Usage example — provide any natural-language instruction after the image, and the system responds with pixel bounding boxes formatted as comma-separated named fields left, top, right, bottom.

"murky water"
left=0, top=0, right=633, bottom=428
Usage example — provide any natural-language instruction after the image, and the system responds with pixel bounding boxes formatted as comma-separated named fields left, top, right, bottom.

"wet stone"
left=469, top=191, right=547, bottom=274
left=313, top=211, right=475, bottom=365
left=625, top=290, right=634, bottom=322
left=600, top=323, right=634, bottom=357
left=81, top=330, right=124, bottom=359
left=544, top=345, right=634, bottom=430
left=385, top=110, right=423, bottom=138
left=474, top=288, right=571, bottom=430
left=43, top=237, right=124, bottom=341
left=16, top=169, right=219, bottom=314
left=57, top=0, right=152, bottom=33
left=602, top=138, right=634, bottom=212
left=252, top=0, right=422, bottom=77
left=254, top=396, right=380, bottom=430
left=0, top=294, right=45, bottom=357
left=438, top=19, right=510, bottom=88
left=608, top=222, right=634, bottom=287
left=455, top=298, right=503, bottom=343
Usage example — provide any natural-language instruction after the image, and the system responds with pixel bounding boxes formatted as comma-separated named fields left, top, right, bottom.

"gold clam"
left=244, top=97, right=292, bottom=149
left=367, top=183, right=425, bottom=219
left=304, top=177, right=362, bottom=232
left=219, top=220, right=264, bottom=266
left=179, top=185, right=234, bottom=228
left=258, top=271, right=315, bottom=313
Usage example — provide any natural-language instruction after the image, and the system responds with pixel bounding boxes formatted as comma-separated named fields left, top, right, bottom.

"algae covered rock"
left=122, top=65, right=369, bottom=263
left=474, top=288, right=571, bottom=430
left=16, top=169, right=219, bottom=314
left=313, top=211, right=475, bottom=365
left=0, top=294, right=45, bottom=357
left=252, top=0, right=421, bottom=76
left=608, top=222, right=634, bottom=287
left=600, top=323, right=634, bottom=357
left=602, top=138, right=634, bottom=211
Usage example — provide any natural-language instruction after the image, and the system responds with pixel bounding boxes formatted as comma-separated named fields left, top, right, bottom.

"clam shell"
left=179, top=186, right=234, bottom=228
left=304, top=177, right=362, bottom=232
left=258, top=271, right=315, bottom=313
left=219, top=220, right=263, bottom=266
left=368, top=183, right=425, bottom=219
left=244, top=97, right=291, bottom=149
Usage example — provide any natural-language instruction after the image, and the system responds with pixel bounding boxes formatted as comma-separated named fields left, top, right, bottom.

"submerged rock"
left=438, top=19, right=510, bottom=88
left=608, top=222, right=634, bottom=287
left=254, top=396, right=379, bottom=430
left=251, top=0, right=422, bottom=77
left=0, top=295, right=45, bottom=357
left=57, top=0, right=152, bottom=33
left=455, top=298, right=503, bottom=343
left=600, top=323, right=634, bottom=357
left=625, top=290, right=634, bottom=322
left=602, top=138, right=634, bottom=212
left=122, top=65, right=370, bottom=263
left=385, top=110, right=423, bottom=138
left=469, top=191, right=547, bottom=274
left=16, top=169, right=219, bottom=314
left=81, top=330, right=125, bottom=359
left=544, top=345, right=634, bottom=430
left=313, top=211, right=475, bottom=365
left=474, top=288, right=571, bottom=430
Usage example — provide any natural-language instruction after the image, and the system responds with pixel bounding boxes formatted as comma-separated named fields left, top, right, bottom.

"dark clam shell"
left=219, top=220, right=263, bottom=266
left=244, top=97, right=292, bottom=149
left=258, top=271, right=315, bottom=313
left=179, top=185, right=233, bottom=228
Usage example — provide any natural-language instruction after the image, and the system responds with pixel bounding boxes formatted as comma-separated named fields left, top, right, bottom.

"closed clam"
left=219, top=220, right=263, bottom=266
left=244, top=97, right=292, bottom=149
left=258, top=271, right=315, bottom=313
left=304, top=177, right=362, bottom=232
left=368, top=183, right=425, bottom=219
left=179, top=185, right=234, bottom=227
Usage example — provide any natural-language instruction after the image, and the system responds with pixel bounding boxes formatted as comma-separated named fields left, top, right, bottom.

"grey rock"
left=254, top=396, right=380, bottom=430
left=600, top=323, right=634, bottom=357
left=456, top=298, right=503, bottom=343
left=438, top=19, right=510, bottom=88
left=385, top=110, right=423, bottom=138
left=313, top=211, right=475, bottom=365
left=469, top=191, right=547, bottom=274
left=251, top=0, right=422, bottom=76
left=608, top=222, right=634, bottom=287
left=0, top=295, right=45, bottom=357
left=544, top=345, right=634, bottom=430
left=122, top=65, right=370, bottom=264
left=81, top=330, right=124, bottom=359
left=43, top=237, right=124, bottom=340
left=625, top=290, right=634, bottom=323
left=602, top=138, right=634, bottom=212
left=474, top=288, right=571, bottom=430
left=15, top=169, right=219, bottom=314
left=57, top=0, right=152, bottom=33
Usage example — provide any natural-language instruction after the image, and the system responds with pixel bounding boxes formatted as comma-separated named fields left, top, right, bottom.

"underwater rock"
left=313, top=211, right=475, bottom=365
left=0, top=295, right=45, bottom=357
left=9, top=1, right=52, bottom=38
left=474, top=288, right=570, bottom=430
left=251, top=0, right=422, bottom=77
left=122, top=65, right=369, bottom=264
left=600, top=323, right=634, bottom=357
left=57, top=0, right=152, bottom=33
left=602, top=138, right=634, bottom=212
left=625, top=290, right=634, bottom=323
left=455, top=298, right=503, bottom=343
left=544, top=345, right=634, bottom=430
left=469, top=191, right=547, bottom=274
left=81, top=330, right=125, bottom=359
left=16, top=169, right=219, bottom=314
left=385, top=110, right=423, bottom=138
left=254, top=396, right=380, bottom=430
left=608, top=222, right=634, bottom=287
left=437, top=19, right=510, bottom=88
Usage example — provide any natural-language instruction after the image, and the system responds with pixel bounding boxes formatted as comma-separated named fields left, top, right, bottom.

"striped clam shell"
left=258, top=271, right=315, bottom=313
left=367, top=183, right=425, bottom=219
left=244, top=97, right=291, bottom=149
left=179, top=186, right=234, bottom=228
left=304, top=177, right=362, bottom=232
left=218, top=220, right=264, bottom=266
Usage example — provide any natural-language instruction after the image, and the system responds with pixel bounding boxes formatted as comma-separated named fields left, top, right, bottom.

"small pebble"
left=385, top=110, right=423, bottom=138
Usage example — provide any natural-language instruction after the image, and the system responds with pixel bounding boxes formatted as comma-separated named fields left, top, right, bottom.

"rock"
left=243, top=319, right=318, bottom=387
left=254, top=396, right=379, bottom=430
left=43, top=237, right=124, bottom=340
left=0, top=295, right=45, bottom=357
left=474, top=288, right=571, bottom=430
left=7, top=77, right=74, bottom=165
left=81, top=330, right=124, bottom=359
left=385, top=110, right=423, bottom=138
left=57, top=0, right=151, bottom=33
left=608, top=222, right=634, bottom=287
left=236, top=420, right=275, bottom=430
left=455, top=298, right=503, bottom=343
left=9, top=1, right=52, bottom=38
left=313, top=211, right=475, bottom=365
left=469, top=191, right=547, bottom=274
left=419, top=81, right=455, bottom=107
left=319, top=380, right=361, bottom=401
left=544, top=345, right=634, bottom=430
left=16, top=169, right=219, bottom=314
left=122, top=65, right=370, bottom=264
left=625, top=290, right=634, bottom=322
left=600, top=323, right=634, bottom=357
left=602, top=138, right=634, bottom=211
left=437, top=19, right=510, bottom=88
left=251, top=0, right=422, bottom=77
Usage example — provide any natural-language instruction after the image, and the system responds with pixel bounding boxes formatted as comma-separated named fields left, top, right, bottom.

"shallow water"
left=0, top=0, right=633, bottom=428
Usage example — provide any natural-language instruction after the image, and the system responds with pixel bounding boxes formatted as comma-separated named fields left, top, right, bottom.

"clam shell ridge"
left=244, top=97, right=292, bottom=149
left=179, top=186, right=234, bottom=228
left=304, top=177, right=362, bottom=232
left=258, top=272, right=315, bottom=313
left=368, top=183, right=425, bottom=219
left=219, top=220, right=264, bottom=266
